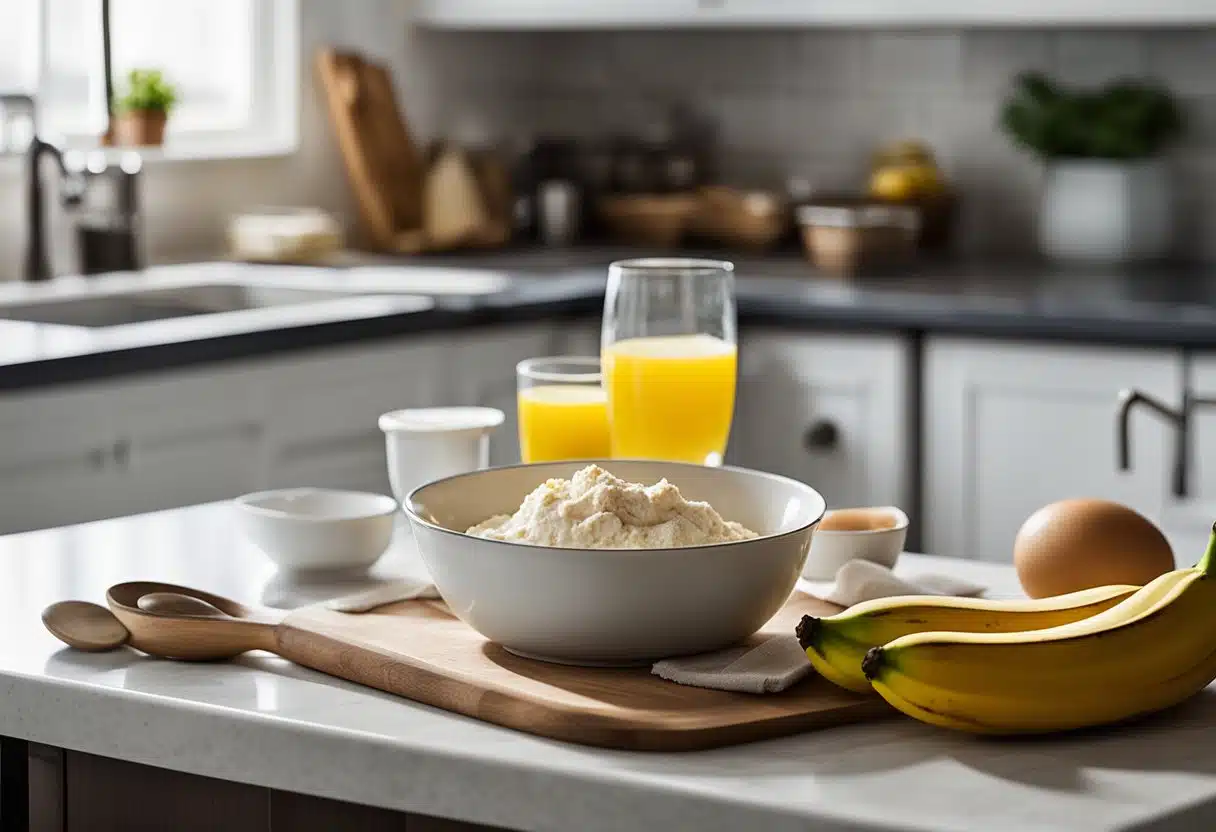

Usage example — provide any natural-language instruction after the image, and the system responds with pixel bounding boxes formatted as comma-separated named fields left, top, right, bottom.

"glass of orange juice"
left=601, top=259, right=737, bottom=466
left=516, top=357, right=611, bottom=463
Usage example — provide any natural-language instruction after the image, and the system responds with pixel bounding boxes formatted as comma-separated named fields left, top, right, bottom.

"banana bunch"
left=795, top=584, right=1137, bottom=693
left=802, top=524, right=1216, bottom=735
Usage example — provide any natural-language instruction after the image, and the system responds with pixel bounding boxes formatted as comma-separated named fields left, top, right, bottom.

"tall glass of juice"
left=601, top=259, right=737, bottom=465
left=516, top=357, right=611, bottom=463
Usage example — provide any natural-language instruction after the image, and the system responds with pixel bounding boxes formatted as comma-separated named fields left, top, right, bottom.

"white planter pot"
left=1039, top=159, right=1173, bottom=264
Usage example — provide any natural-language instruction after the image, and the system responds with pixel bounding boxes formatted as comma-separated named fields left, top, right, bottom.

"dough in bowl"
left=466, top=464, right=757, bottom=549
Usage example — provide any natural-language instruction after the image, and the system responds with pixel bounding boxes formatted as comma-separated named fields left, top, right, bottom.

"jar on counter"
left=797, top=199, right=920, bottom=277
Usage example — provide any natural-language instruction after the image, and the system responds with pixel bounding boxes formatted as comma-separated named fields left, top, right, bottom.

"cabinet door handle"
left=112, top=439, right=132, bottom=469
left=803, top=419, right=839, bottom=452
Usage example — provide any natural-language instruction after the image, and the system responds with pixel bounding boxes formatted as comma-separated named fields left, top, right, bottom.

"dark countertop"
left=2, top=250, right=1216, bottom=392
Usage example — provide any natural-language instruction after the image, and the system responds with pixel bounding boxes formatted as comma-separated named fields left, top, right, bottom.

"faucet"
left=1117, top=387, right=1216, bottom=498
left=1, top=93, right=83, bottom=282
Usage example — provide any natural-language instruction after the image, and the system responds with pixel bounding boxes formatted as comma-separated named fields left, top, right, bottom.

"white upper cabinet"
left=728, top=331, right=910, bottom=516
left=691, top=0, right=1216, bottom=25
left=925, top=338, right=1180, bottom=563
left=413, top=0, right=699, bottom=28
left=413, top=0, right=1216, bottom=28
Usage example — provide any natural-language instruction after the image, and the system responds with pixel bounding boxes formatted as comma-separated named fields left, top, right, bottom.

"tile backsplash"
left=408, top=28, right=1216, bottom=261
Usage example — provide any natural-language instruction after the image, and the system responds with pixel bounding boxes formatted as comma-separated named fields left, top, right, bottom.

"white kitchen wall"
left=419, top=28, right=1216, bottom=261
left=0, top=0, right=442, bottom=280
left=5, top=17, right=1215, bottom=275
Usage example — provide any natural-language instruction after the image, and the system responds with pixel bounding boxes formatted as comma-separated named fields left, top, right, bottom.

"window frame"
left=26, top=0, right=300, bottom=162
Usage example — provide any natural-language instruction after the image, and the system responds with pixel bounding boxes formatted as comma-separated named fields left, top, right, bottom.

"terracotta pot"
left=112, top=110, right=168, bottom=147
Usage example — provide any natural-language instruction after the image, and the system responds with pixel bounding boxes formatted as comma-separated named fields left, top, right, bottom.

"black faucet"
left=1116, top=387, right=1216, bottom=498
left=1, top=93, right=83, bottom=282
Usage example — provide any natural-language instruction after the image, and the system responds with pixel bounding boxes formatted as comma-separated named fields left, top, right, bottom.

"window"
left=1, top=0, right=298, bottom=158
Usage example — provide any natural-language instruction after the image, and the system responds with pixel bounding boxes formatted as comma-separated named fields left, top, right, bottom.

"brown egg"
left=1013, top=499, right=1175, bottom=599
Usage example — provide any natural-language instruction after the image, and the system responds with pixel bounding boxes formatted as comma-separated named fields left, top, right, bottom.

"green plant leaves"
left=114, top=68, right=178, bottom=115
left=999, top=71, right=1183, bottom=160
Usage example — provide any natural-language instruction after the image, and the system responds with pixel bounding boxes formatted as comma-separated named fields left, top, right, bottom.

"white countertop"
left=3, top=504, right=1216, bottom=832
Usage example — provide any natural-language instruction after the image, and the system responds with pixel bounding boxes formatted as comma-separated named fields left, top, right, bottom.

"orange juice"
left=518, top=385, right=611, bottom=463
left=603, top=334, right=737, bottom=464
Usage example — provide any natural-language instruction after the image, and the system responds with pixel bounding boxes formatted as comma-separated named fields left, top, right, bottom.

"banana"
left=795, top=583, right=1138, bottom=693
left=864, top=525, right=1216, bottom=734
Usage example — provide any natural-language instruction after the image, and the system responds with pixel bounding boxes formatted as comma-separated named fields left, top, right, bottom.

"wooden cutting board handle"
left=107, top=582, right=283, bottom=661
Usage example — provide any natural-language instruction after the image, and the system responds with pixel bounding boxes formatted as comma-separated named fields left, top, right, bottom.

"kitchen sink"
left=0, top=284, right=363, bottom=328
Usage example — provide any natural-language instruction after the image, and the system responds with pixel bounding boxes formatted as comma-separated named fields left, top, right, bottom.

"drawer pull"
left=803, top=420, right=839, bottom=452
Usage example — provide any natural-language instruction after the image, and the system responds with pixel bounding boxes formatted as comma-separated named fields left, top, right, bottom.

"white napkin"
left=652, top=635, right=812, bottom=694
left=262, top=571, right=439, bottom=609
left=653, top=562, right=987, bottom=694
left=803, top=559, right=986, bottom=607
left=324, top=576, right=440, bottom=612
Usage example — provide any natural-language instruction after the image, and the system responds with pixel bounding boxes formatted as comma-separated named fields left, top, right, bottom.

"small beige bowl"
left=801, top=506, right=909, bottom=580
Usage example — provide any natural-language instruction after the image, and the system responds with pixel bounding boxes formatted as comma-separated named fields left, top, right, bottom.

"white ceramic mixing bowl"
left=404, top=460, right=826, bottom=666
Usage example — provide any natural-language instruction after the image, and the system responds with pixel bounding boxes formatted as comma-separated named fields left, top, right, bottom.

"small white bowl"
left=404, top=460, right=826, bottom=666
left=234, top=488, right=397, bottom=573
left=801, top=506, right=909, bottom=580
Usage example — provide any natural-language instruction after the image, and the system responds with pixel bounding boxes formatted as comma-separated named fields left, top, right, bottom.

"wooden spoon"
left=42, top=601, right=130, bottom=652
left=137, top=592, right=231, bottom=619
left=108, top=582, right=285, bottom=661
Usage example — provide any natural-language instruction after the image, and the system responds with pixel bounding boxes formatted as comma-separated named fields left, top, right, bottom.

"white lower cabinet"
left=925, top=338, right=1180, bottom=562
left=450, top=325, right=557, bottom=468
left=0, top=370, right=266, bottom=533
left=5, top=321, right=1205, bottom=560
left=263, top=338, right=448, bottom=495
left=108, top=369, right=265, bottom=519
left=728, top=331, right=911, bottom=515
left=0, top=386, right=118, bottom=534
left=0, top=326, right=554, bottom=535
left=551, top=321, right=602, bottom=358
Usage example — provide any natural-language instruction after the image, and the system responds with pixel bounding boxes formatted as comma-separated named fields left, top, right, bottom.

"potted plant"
left=111, top=69, right=178, bottom=147
left=1000, top=72, right=1184, bottom=263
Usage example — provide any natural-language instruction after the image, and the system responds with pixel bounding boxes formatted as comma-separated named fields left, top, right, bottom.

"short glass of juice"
left=516, top=356, right=611, bottom=463
left=601, top=258, right=738, bottom=466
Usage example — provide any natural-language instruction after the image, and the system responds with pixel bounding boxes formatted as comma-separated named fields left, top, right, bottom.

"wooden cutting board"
left=314, top=48, right=511, bottom=254
left=315, top=49, right=425, bottom=251
left=272, top=592, right=891, bottom=751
